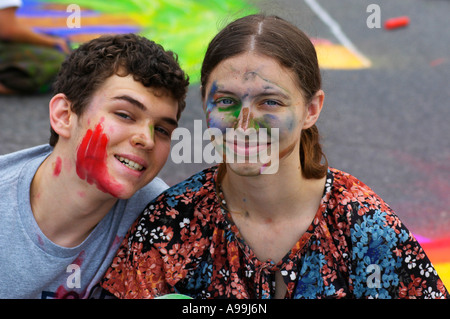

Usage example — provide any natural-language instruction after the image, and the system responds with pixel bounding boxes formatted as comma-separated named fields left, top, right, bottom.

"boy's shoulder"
left=165, top=166, right=218, bottom=195
left=0, top=145, right=52, bottom=182
left=0, top=144, right=52, bottom=163
left=130, top=176, right=169, bottom=204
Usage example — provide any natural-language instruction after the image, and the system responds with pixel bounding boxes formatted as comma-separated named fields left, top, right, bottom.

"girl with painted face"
left=102, top=14, right=448, bottom=299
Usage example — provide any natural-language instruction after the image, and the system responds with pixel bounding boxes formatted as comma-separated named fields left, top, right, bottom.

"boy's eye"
left=115, top=112, right=132, bottom=120
left=155, top=126, right=170, bottom=137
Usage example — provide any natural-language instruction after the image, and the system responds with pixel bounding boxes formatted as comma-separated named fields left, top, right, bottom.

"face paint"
left=219, top=101, right=242, bottom=121
left=76, top=122, right=123, bottom=197
left=260, top=110, right=299, bottom=161
left=239, top=108, right=251, bottom=130
left=53, top=156, right=62, bottom=177
left=206, top=80, right=292, bottom=163
left=148, top=124, right=155, bottom=142
left=206, top=81, right=228, bottom=131
left=206, top=81, right=251, bottom=133
left=77, top=191, right=86, bottom=198
left=204, top=53, right=312, bottom=175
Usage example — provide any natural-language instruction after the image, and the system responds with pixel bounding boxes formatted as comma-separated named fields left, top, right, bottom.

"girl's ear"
left=49, top=93, right=74, bottom=140
left=303, top=90, right=324, bottom=130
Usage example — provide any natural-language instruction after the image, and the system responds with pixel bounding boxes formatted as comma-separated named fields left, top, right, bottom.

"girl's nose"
left=236, top=107, right=253, bottom=131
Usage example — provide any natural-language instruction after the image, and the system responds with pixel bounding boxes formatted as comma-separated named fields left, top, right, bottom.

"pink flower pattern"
left=101, top=166, right=448, bottom=299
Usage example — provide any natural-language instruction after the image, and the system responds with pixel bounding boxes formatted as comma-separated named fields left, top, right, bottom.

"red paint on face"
left=76, top=122, right=123, bottom=197
left=53, top=156, right=62, bottom=176
left=77, top=191, right=86, bottom=198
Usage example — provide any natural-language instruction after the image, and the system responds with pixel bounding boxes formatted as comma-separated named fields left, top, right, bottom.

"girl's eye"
left=262, top=100, right=281, bottom=108
left=215, top=98, right=236, bottom=107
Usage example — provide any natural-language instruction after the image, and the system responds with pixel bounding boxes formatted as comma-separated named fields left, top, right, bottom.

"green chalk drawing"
left=42, top=0, right=257, bottom=83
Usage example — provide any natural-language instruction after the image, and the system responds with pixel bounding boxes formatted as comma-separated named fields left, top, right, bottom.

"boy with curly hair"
left=0, top=33, right=189, bottom=298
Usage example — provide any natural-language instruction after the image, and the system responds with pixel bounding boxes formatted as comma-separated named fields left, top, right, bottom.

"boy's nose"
left=131, top=125, right=155, bottom=150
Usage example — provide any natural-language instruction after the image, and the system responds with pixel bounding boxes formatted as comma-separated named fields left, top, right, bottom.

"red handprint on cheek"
left=76, top=122, right=123, bottom=197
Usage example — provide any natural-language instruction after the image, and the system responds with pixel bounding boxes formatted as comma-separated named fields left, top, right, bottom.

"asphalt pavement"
left=1, top=0, right=449, bottom=239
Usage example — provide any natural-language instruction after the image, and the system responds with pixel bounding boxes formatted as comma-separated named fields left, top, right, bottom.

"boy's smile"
left=71, top=74, right=178, bottom=199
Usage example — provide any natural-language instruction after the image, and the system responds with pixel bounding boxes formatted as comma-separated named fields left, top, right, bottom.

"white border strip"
left=304, top=0, right=372, bottom=67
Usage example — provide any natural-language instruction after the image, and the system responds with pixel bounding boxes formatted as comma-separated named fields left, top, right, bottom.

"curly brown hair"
left=50, top=33, right=189, bottom=146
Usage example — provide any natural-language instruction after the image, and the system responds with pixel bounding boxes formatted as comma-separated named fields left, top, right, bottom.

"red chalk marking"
left=430, top=58, right=446, bottom=67
left=53, top=156, right=62, bottom=176
left=420, top=237, right=450, bottom=264
left=384, top=16, right=410, bottom=30
left=76, top=122, right=123, bottom=197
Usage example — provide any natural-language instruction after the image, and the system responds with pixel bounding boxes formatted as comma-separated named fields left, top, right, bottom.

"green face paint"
left=206, top=81, right=278, bottom=134
left=217, top=100, right=241, bottom=120
left=148, top=124, right=155, bottom=141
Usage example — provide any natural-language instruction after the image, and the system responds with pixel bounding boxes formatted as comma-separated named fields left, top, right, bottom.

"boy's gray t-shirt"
left=0, top=145, right=168, bottom=298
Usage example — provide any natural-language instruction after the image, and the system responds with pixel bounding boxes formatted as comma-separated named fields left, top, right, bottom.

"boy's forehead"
left=91, top=74, right=158, bottom=99
left=79, top=74, right=175, bottom=113
left=97, top=74, right=140, bottom=91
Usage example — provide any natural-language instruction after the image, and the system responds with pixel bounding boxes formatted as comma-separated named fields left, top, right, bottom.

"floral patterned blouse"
left=101, top=166, right=448, bottom=299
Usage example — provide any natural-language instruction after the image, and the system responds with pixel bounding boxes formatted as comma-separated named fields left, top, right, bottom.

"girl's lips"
left=225, top=140, right=270, bottom=156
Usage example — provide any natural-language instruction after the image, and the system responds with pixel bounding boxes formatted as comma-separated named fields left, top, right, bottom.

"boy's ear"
left=49, top=93, right=74, bottom=140
left=303, top=90, right=325, bottom=130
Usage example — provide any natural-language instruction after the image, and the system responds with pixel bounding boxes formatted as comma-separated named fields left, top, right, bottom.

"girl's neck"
left=219, top=161, right=325, bottom=223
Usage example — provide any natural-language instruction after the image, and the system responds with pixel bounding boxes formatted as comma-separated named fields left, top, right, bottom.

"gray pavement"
left=1, top=0, right=449, bottom=238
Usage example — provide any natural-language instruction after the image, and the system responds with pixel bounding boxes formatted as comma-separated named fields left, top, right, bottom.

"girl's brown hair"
left=200, top=14, right=327, bottom=179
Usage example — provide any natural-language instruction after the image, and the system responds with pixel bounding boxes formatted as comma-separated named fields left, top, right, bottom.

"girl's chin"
left=225, top=162, right=267, bottom=177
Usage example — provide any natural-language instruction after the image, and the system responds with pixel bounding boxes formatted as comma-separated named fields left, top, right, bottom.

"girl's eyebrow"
left=213, top=88, right=290, bottom=100
left=212, top=89, right=236, bottom=96
left=257, top=90, right=290, bottom=100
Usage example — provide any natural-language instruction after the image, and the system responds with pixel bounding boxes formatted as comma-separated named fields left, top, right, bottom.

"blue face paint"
left=205, top=81, right=219, bottom=115
left=205, top=81, right=242, bottom=133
